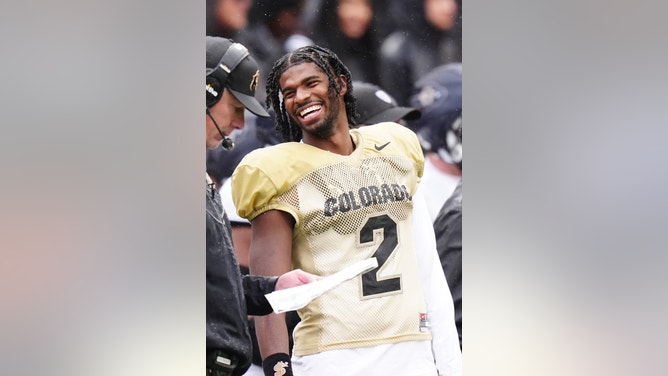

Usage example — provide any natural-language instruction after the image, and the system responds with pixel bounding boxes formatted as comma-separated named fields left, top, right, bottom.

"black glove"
left=262, top=353, right=293, bottom=376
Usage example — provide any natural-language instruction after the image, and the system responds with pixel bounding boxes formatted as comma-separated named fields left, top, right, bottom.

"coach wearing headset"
left=205, top=36, right=319, bottom=376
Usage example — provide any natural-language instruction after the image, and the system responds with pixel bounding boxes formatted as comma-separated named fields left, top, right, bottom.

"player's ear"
left=336, top=75, right=348, bottom=96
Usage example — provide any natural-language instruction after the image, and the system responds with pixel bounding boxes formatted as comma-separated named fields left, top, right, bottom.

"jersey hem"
left=292, top=333, right=432, bottom=356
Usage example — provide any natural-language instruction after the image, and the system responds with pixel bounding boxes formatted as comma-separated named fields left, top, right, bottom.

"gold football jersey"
left=232, top=122, right=432, bottom=356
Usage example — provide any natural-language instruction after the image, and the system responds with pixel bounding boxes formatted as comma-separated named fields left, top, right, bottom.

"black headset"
left=206, top=42, right=250, bottom=108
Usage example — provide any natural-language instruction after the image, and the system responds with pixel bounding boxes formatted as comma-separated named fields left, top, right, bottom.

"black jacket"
left=206, top=182, right=277, bottom=375
left=433, top=180, right=462, bottom=348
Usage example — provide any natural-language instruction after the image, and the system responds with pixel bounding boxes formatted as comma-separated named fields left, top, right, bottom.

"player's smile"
left=297, top=102, right=323, bottom=123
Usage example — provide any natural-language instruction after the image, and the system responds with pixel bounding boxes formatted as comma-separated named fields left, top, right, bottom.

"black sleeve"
left=242, top=275, right=279, bottom=316
left=433, top=182, right=462, bottom=348
left=435, top=207, right=462, bottom=290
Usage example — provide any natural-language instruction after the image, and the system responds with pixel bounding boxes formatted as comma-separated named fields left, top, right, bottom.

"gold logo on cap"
left=250, top=70, right=260, bottom=92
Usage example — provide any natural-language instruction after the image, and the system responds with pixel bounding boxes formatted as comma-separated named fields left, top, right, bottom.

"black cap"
left=206, top=37, right=270, bottom=117
left=353, top=82, right=421, bottom=125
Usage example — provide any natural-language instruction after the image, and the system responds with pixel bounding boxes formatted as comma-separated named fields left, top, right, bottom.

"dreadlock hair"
left=265, top=45, right=359, bottom=142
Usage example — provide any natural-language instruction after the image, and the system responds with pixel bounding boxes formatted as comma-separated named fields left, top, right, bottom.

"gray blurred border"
left=0, top=1, right=204, bottom=375
left=465, top=1, right=668, bottom=374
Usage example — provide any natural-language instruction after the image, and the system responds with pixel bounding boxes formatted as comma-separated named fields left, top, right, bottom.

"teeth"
left=300, top=105, right=321, bottom=117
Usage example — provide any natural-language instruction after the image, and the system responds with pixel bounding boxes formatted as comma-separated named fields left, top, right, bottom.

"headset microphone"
left=221, top=137, right=235, bottom=151
left=206, top=108, right=235, bottom=151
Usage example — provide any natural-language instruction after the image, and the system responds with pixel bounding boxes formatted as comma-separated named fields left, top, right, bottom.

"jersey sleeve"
left=230, top=155, right=281, bottom=222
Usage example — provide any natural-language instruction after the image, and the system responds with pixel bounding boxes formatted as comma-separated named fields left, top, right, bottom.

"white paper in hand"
left=265, top=257, right=378, bottom=314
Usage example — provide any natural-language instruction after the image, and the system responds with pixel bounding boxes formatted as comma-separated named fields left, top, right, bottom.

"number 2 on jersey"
left=359, top=214, right=402, bottom=298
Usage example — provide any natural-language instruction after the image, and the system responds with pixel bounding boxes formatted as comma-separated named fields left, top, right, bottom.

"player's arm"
left=412, top=187, right=463, bottom=375
left=248, top=209, right=295, bottom=375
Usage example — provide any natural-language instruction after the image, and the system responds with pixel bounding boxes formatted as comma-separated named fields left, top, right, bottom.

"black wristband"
left=262, top=353, right=293, bottom=376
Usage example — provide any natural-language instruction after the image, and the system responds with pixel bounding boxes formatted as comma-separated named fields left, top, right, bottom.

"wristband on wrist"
left=262, top=353, right=293, bottom=376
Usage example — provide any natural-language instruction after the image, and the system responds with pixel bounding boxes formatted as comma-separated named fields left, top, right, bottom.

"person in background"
left=307, top=0, right=386, bottom=84
left=207, top=0, right=254, bottom=39
left=204, top=36, right=319, bottom=376
left=407, top=62, right=462, bottom=221
left=231, top=44, right=461, bottom=376
left=379, top=0, right=462, bottom=106
left=432, top=102, right=462, bottom=348
left=236, top=0, right=314, bottom=104
left=433, top=173, right=462, bottom=349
